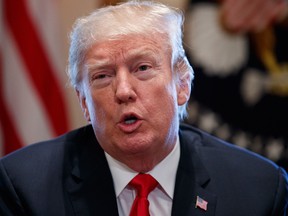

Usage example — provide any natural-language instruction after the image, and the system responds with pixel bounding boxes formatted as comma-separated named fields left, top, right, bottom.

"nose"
left=114, top=69, right=137, bottom=103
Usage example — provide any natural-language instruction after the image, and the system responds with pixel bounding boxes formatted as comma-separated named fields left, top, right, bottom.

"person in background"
left=0, top=1, right=287, bottom=215
left=183, top=0, right=288, bottom=170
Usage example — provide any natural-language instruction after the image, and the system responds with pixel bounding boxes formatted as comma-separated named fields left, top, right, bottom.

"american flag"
left=0, top=0, right=70, bottom=155
left=195, top=196, right=208, bottom=211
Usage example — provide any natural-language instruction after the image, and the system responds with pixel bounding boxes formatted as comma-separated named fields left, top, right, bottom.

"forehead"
left=85, top=34, right=170, bottom=62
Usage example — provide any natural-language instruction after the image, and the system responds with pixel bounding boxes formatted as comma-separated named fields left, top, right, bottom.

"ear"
left=177, top=73, right=191, bottom=106
left=76, top=88, right=91, bottom=122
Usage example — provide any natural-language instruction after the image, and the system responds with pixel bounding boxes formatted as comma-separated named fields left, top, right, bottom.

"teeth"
left=125, top=119, right=136, bottom=124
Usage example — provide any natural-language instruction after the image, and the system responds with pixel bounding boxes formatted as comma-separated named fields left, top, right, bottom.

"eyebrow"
left=85, top=59, right=112, bottom=72
left=124, top=47, right=162, bottom=64
left=85, top=45, right=163, bottom=72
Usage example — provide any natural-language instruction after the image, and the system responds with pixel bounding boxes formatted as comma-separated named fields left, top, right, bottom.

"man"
left=0, top=1, right=287, bottom=215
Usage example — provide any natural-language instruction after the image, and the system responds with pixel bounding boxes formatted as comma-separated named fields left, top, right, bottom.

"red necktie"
left=129, top=173, right=158, bottom=216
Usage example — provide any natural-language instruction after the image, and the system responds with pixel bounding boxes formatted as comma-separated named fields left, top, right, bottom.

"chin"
left=124, top=139, right=153, bottom=153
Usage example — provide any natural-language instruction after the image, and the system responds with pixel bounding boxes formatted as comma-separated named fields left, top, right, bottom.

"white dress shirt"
left=105, top=137, right=180, bottom=216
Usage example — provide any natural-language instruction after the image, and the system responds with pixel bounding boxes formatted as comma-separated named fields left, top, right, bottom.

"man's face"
left=77, top=34, right=189, bottom=171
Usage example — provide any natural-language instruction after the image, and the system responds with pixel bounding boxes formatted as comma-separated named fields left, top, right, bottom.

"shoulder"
left=179, top=123, right=288, bottom=214
left=180, top=123, right=276, bottom=165
left=0, top=125, right=94, bottom=175
left=179, top=123, right=286, bottom=179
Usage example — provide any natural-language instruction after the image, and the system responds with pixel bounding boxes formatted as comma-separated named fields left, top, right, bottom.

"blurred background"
left=1, top=0, right=288, bottom=170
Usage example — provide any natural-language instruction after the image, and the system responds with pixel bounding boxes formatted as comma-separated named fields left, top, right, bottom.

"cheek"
left=163, top=85, right=178, bottom=116
left=89, top=89, right=117, bottom=128
left=85, top=93, right=106, bottom=123
left=146, top=82, right=178, bottom=116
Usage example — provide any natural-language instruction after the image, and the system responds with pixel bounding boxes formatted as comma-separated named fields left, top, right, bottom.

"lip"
left=117, top=112, right=143, bottom=133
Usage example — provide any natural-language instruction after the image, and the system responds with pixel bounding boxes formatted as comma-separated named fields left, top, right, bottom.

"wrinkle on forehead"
left=84, top=34, right=171, bottom=67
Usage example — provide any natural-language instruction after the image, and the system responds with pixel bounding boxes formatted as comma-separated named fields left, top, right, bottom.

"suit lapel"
left=63, top=125, right=217, bottom=215
left=64, top=126, right=119, bottom=216
left=172, top=129, right=217, bottom=216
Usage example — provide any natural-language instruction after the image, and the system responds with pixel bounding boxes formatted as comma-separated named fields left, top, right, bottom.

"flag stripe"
left=3, top=31, right=54, bottom=146
left=4, top=0, right=68, bottom=135
left=0, top=53, right=24, bottom=154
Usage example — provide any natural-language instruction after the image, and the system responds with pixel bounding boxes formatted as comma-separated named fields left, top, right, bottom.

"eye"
left=89, top=71, right=114, bottom=88
left=91, top=73, right=111, bottom=80
left=94, top=74, right=108, bottom=79
left=137, top=65, right=151, bottom=72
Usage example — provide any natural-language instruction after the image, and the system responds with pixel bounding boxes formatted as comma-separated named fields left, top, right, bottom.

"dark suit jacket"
left=0, top=124, right=287, bottom=216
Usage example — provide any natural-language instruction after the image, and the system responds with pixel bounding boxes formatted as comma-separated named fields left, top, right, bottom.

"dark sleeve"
left=0, top=160, right=27, bottom=216
left=271, top=167, right=288, bottom=216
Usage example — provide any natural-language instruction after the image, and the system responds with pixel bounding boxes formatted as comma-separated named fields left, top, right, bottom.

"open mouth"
left=124, top=115, right=138, bottom=125
left=118, top=113, right=142, bottom=133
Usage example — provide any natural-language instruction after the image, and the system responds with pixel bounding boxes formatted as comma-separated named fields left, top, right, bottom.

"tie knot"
left=129, top=173, right=158, bottom=198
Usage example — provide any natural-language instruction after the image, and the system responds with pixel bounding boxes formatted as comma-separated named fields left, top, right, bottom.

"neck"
left=121, top=138, right=177, bottom=173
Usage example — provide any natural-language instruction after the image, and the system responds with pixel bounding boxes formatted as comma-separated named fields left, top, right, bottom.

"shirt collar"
left=105, top=136, right=180, bottom=199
